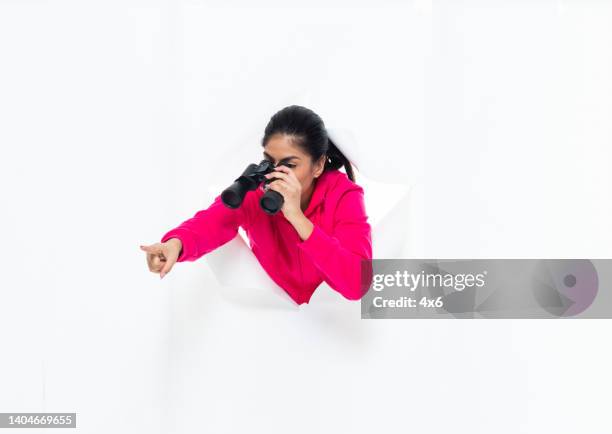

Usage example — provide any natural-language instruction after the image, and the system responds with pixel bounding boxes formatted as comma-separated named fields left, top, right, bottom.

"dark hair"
left=260, top=105, right=355, bottom=182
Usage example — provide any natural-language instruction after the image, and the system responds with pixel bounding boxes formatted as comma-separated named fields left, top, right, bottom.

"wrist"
left=167, top=237, right=183, bottom=252
left=287, top=212, right=314, bottom=241
left=285, top=209, right=305, bottom=225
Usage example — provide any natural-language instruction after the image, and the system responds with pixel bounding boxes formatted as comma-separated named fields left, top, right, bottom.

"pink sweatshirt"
left=160, top=168, right=373, bottom=305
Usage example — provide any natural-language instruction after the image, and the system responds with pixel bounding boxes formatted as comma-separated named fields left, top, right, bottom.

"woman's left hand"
left=264, top=165, right=303, bottom=221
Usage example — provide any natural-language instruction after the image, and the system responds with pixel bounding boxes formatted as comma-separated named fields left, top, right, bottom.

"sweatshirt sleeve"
left=160, top=193, right=248, bottom=262
left=296, top=186, right=373, bottom=300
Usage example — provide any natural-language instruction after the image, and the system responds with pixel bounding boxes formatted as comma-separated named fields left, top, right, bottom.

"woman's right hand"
left=140, top=238, right=182, bottom=279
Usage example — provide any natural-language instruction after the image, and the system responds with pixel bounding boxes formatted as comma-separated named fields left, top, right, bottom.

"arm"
left=160, top=193, right=247, bottom=262
left=294, top=187, right=373, bottom=300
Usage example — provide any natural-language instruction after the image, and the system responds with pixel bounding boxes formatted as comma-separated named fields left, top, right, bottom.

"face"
left=263, top=134, right=325, bottom=195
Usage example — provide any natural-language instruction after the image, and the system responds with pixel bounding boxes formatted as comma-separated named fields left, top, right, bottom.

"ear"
left=313, top=155, right=325, bottom=178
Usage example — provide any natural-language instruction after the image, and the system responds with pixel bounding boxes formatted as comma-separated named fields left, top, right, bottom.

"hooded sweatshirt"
left=160, top=168, right=373, bottom=305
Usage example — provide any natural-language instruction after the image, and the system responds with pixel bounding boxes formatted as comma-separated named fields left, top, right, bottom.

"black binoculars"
left=221, top=159, right=290, bottom=215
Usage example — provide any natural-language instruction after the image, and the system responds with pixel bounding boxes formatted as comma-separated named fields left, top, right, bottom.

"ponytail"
left=324, top=137, right=355, bottom=182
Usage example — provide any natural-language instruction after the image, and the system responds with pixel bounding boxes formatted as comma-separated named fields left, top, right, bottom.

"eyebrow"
left=263, top=151, right=300, bottom=162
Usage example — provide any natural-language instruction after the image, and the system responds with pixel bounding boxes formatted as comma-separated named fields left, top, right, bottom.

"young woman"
left=140, top=105, right=373, bottom=305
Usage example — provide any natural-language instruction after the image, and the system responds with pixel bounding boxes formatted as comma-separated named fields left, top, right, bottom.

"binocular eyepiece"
left=221, top=159, right=289, bottom=215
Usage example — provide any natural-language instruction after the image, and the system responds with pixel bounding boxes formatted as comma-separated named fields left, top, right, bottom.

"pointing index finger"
left=140, top=244, right=161, bottom=254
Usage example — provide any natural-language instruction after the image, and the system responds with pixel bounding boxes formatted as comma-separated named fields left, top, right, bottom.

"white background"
left=0, top=1, right=611, bottom=433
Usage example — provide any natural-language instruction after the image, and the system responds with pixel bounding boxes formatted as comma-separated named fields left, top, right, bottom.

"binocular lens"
left=221, top=181, right=247, bottom=208
left=260, top=190, right=284, bottom=215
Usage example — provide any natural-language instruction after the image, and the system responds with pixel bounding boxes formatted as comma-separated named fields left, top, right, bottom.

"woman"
left=140, top=105, right=373, bottom=305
